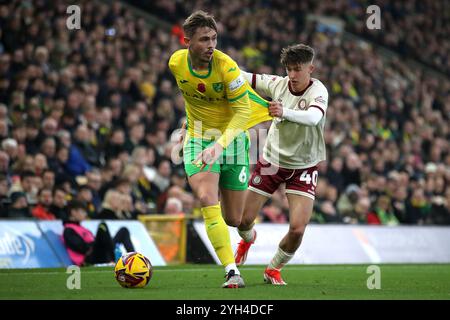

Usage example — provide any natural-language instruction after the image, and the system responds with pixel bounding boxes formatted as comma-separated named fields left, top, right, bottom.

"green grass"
left=0, top=264, right=449, bottom=300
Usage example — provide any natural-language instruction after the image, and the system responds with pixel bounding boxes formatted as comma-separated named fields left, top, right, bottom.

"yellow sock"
left=201, top=204, right=235, bottom=267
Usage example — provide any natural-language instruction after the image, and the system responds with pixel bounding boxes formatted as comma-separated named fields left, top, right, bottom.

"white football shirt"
left=243, top=72, right=329, bottom=169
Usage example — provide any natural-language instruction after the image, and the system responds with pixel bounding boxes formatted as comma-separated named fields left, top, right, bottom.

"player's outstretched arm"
left=241, top=71, right=280, bottom=99
left=268, top=101, right=323, bottom=126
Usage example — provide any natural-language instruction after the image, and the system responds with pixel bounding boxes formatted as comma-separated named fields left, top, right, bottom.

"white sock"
left=268, top=247, right=295, bottom=270
left=238, top=228, right=255, bottom=243
left=225, top=263, right=240, bottom=275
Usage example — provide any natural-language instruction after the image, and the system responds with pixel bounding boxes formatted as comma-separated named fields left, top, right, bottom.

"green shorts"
left=183, top=132, right=250, bottom=191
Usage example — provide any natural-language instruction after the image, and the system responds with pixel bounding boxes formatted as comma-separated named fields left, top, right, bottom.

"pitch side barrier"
left=194, top=222, right=450, bottom=264
left=0, top=220, right=165, bottom=269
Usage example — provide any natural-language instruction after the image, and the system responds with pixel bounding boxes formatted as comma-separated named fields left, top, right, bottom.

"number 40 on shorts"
left=299, top=170, right=318, bottom=186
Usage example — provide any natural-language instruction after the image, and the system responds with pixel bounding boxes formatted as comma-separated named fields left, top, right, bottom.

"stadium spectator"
left=367, top=195, right=399, bottom=226
left=1, top=138, right=18, bottom=165
left=76, top=184, right=97, bottom=219
left=98, top=189, right=131, bottom=220
left=104, top=127, right=126, bottom=160
left=405, top=188, right=431, bottom=225
left=72, top=124, right=100, bottom=167
left=124, top=122, right=145, bottom=154
left=31, top=188, right=55, bottom=220
left=164, top=197, right=183, bottom=215
left=353, top=197, right=372, bottom=224
left=62, top=200, right=135, bottom=266
left=85, top=170, right=102, bottom=212
left=326, top=156, right=345, bottom=193
left=313, top=179, right=341, bottom=224
left=42, top=169, right=56, bottom=190
left=426, top=190, right=450, bottom=225
left=0, top=150, right=10, bottom=178
left=337, top=184, right=361, bottom=222
left=19, top=170, right=38, bottom=205
left=0, top=174, right=9, bottom=213
left=150, top=158, right=172, bottom=198
left=7, top=191, right=31, bottom=219
left=162, top=185, right=194, bottom=215
left=120, top=164, right=150, bottom=215
left=48, top=187, right=68, bottom=220
left=34, top=153, right=48, bottom=176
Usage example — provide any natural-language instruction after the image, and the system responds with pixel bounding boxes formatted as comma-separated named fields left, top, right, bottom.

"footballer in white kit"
left=245, top=66, right=328, bottom=198
left=234, top=44, right=329, bottom=285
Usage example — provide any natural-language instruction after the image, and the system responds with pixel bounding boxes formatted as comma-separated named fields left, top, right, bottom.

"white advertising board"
left=193, top=222, right=450, bottom=264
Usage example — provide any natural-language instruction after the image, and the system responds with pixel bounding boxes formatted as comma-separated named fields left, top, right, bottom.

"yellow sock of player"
left=201, top=204, right=236, bottom=268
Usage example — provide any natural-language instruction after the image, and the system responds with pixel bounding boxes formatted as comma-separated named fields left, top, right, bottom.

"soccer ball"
left=114, top=252, right=153, bottom=288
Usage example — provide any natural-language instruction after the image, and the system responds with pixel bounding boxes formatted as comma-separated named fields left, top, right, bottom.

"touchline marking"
left=0, top=266, right=361, bottom=276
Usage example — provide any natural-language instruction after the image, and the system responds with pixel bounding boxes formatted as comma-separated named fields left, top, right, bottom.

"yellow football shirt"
left=168, top=49, right=272, bottom=147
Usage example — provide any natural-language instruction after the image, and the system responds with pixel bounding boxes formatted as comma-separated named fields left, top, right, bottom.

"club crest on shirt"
left=197, top=83, right=206, bottom=93
left=213, top=82, right=224, bottom=93
left=297, top=99, right=307, bottom=110
left=252, top=175, right=262, bottom=185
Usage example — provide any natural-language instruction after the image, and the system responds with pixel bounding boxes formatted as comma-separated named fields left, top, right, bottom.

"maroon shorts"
left=248, top=158, right=318, bottom=200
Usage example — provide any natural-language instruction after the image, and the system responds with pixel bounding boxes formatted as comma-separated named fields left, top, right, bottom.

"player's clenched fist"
left=268, top=101, right=284, bottom=117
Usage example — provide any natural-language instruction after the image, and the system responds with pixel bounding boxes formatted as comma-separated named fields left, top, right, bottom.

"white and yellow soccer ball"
left=114, top=252, right=153, bottom=288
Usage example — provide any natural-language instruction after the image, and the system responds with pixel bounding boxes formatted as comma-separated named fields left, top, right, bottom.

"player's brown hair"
left=183, top=10, right=217, bottom=38
left=280, top=44, right=315, bottom=67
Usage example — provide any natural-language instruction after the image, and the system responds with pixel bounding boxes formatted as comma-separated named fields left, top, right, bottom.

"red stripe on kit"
left=309, top=105, right=325, bottom=116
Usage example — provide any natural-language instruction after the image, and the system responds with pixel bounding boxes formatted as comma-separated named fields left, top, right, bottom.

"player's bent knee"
left=288, top=226, right=306, bottom=239
left=117, top=227, right=129, bottom=236
left=197, top=192, right=218, bottom=207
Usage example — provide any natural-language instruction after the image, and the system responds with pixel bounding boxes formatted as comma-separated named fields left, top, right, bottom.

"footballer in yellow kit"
left=168, top=10, right=271, bottom=289
left=169, top=48, right=271, bottom=188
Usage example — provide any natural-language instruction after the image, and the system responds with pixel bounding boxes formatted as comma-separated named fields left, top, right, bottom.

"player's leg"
left=279, top=193, right=314, bottom=252
left=185, top=137, right=240, bottom=287
left=188, top=170, right=220, bottom=206
left=215, top=188, right=248, bottom=288
left=218, top=130, right=251, bottom=228
left=264, top=166, right=317, bottom=285
left=217, top=169, right=248, bottom=287
left=220, top=189, right=245, bottom=227
left=188, top=172, right=234, bottom=265
left=264, top=193, right=314, bottom=285
left=213, top=132, right=251, bottom=287
left=189, top=171, right=244, bottom=288
left=234, top=189, right=268, bottom=265
left=234, top=157, right=281, bottom=265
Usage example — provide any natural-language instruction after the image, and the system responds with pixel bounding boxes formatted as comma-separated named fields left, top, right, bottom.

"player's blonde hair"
left=280, top=44, right=315, bottom=67
left=183, top=10, right=217, bottom=38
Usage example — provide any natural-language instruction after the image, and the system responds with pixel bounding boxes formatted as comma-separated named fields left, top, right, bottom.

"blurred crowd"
left=0, top=0, right=194, bottom=220
left=342, top=0, right=449, bottom=77
left=0, top=0, right=449, bottom=225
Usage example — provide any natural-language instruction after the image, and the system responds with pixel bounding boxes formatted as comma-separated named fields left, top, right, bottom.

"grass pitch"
left=0, top=264, right=449, bottom=300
